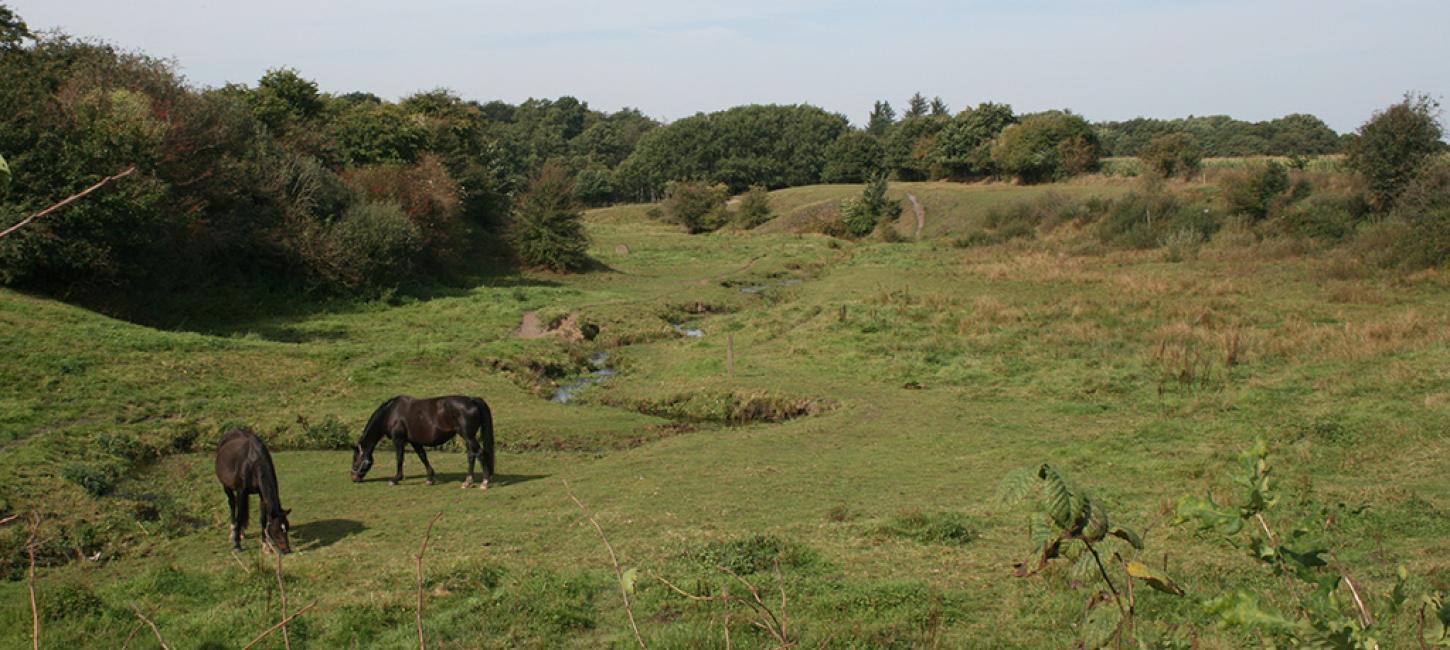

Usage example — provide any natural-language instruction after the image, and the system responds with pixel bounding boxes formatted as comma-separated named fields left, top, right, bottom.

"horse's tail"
left=471, top=397, right=495, bottom=478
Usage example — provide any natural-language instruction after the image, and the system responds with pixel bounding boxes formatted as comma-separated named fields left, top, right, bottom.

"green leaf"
left=1175, top=493, right=1243, bottom=536
left=1038, top=464, right=1075, bottom=530
left=1205, top=591, right=1297, bottom=635
left=1107, top=526, right=1143, bottom=550
left=995, top=467, right=1041, bottom=506
left=620, top=567, right=638, bottom=595
left=1125, top=561, right=1185, bottom=596
left=1081, top=497, right=1109, bottom=541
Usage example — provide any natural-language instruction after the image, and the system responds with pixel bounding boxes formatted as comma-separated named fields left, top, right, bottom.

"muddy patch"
left=516, top=311, right=599, bottom=342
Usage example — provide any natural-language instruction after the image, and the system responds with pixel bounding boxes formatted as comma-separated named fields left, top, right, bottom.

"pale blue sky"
left=13, top=1, right=1448, bottom=132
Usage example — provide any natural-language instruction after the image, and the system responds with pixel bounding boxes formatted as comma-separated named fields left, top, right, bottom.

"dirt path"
left=907, top=193, right=925, bottom=240
left=516, top=311, right=544, bottom=338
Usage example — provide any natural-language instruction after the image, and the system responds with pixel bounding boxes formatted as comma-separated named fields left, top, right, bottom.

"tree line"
left=0, top=3, right=1404, bottom=316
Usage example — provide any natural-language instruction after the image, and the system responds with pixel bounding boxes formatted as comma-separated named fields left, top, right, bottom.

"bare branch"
left=0, top=167, right=137, bottom=239
left=564, top=479, right=647, bottom=650
left=265, top=530, right=292, bottom=650
left=27, top=513, right=40, bottom=650
left=242, top=600, right=318, bottom=650
left=128, top=604, right=171, bottom=650
left=416, top=512, right=442, bottom=650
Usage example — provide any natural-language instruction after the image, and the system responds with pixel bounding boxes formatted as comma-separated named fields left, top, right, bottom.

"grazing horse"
left=215, top=428, right=292, bottom=553
left=351, top=395, right=495, bottom=489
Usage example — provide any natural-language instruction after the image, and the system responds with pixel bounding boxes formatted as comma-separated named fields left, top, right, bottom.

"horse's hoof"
left=426, top=478, right=435, bottom=486
left=479, top=481, right=489, bottom=491
left=461, top=480, right=473, bottom=489
left=389, top=479, right=400, bottom=486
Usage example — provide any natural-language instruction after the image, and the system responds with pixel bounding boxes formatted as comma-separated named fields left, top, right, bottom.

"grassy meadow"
left=2, top=178, right=1449, bottom=648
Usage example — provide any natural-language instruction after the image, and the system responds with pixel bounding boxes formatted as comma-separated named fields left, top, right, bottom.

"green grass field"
left=2, top=180, right=1449, bottom=648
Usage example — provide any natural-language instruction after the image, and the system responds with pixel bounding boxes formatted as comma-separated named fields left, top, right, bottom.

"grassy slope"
left=2, top=181, right=1449, bottom=648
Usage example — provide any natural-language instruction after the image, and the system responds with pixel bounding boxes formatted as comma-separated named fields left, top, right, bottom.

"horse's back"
left=215, top=428, right=267, bottom=490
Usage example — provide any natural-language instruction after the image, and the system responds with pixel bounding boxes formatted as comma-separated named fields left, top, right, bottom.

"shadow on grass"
left=291, top=518, right=366, bottom=550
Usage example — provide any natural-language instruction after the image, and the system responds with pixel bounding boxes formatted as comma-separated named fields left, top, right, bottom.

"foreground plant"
left=1000, top=464, right=1185, bottom=648
left=1176, top=439, right=1448, bottom=648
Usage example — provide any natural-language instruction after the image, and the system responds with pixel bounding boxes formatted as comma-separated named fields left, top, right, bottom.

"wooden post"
left=727, top=334, right=735, bottom=379
left=838, top=305, right=847, bottom=322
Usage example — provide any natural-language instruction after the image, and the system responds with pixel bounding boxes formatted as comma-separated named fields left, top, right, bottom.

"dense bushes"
left=838, top=174, right=901, bottom=238
left=0, top=10, right=656, bottom=316
left=1137, top=133, right=1202, bottom=179
left=509, top=164, right=590, bottom=271
left=1096, top=113, right=1345, bottom=157
left=1346, top=93, right=1445, bottom=211
left=991, top=111, right=1100, bottom=183
left=660, top=181, right=729, bottom=233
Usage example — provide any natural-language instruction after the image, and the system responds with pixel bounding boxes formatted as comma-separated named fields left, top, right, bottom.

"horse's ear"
left=284, top=508, right=292, bottom=516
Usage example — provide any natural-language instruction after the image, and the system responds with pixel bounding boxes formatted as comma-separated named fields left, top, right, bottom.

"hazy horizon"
left=13, top=1, right=1449, bottom=133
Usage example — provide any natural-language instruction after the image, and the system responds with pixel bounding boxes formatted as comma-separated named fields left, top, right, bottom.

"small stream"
left=550, top=351, right=617, bottom=403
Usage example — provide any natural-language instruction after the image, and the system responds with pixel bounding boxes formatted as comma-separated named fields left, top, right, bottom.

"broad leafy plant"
left=1000, top=464, right=1185, bottom=648
left=1176, top=440, right=1443, bottom=649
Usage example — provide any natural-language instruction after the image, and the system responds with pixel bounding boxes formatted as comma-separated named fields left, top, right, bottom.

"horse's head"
left=350, top=445, right=373, bottom=482
left=265, top=509, right=292, bottom=555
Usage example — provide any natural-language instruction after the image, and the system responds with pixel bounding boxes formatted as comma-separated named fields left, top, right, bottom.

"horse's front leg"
left=411, top=442, right=436, bottom=485
left=224, top=488, right=240, bottom=550
left=390, top=435, right=406, bottom=485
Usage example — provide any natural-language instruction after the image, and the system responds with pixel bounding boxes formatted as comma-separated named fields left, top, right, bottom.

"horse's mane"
left=253, top=440, right=286, bottom=519
left=358, top=396, right=401, bottom=450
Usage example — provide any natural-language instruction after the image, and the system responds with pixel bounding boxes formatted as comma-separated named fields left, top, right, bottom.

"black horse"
left=351, top=395, right=495, bottom=489
left=215, top=428, right=292, bottom=553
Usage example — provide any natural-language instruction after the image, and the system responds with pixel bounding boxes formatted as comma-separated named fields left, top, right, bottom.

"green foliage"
left=1346, top=93, right=1445, bottom=211
left=840, top=173, right=901, bottom=238
left=662, top=180, right=730, bottom=234
left=929, top=102, right=1016, bottom=178
left=991, top=111, right=1100, bottom=183
left=882, top=116, right=947, bottom=181
left=1097, top=113, right=1344, bottom=157
left=509, top=164, right=590, bottom=271
left=331, top=200, right=423, bottom=286
left=617, top=104, right=848, bottom=197
left=0, top=152, right=8, bottom=196
left=904, top=92, right=930, bottom=119
left=325, top=101, right=427, bottom=165
left=734, top=185, right=773, bottom=229
left=866, top=100, right=896, bottom=137
left=1138, top=133, right=1203, bottom=179
left=1175, top=440, right=1430, bottom=649
left=249, top=67, right=323, bottom=130
left=821, top=131, right=886, bottom=183
left=999, top=463, right=1173, bottom=648
left=1220, top=161, right=1292, bottom=220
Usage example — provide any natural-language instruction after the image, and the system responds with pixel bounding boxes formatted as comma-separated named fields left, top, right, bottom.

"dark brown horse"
left=351, top=395, right=495, bottom=489
left=215, top=428, right=292, bottom=553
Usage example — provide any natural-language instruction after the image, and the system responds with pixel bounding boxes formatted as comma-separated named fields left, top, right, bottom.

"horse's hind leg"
left=390, top=435, right=406, bottom=485
left=461, top=435, right=479, bottom=489
left=224, top=488, right=241, bottom=550
left=410, top=442, right=436, bottom=485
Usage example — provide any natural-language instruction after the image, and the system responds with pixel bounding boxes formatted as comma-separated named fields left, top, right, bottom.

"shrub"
left=331, top=200, right=423, bottom=286
left=1137, top=133, right=1203, bottom=179
left=1390, top=159, right=1450, bottom=268
left=840, top=173, right=901, bottom=238
left=990, top=111, right=1099, bottom=183
left=1346, top=92, right=1445, bottom=211
left=509, top=163, right=590, bottom=271
left=734, top=185, right=773, bottom=228
left=1278, top=192, right=1368, bottom=241
left=343, top=155, right=465, bottom=267
left=661, top=181, right=729, bottom=233
left=1219, top=161, right=1291, bottom=220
